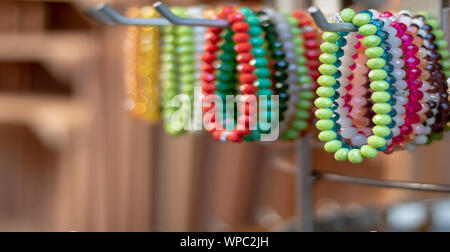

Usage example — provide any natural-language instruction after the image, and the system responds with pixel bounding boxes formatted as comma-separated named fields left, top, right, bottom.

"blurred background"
left=0, top=0, right=449, bottom=232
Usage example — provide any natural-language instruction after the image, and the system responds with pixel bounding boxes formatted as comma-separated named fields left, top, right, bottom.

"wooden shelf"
left=0, top=94, right=87, bottom=149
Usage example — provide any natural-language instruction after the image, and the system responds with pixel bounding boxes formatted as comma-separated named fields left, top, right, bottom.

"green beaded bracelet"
left=161, top=8, right=196, bottom=135
left=239, top=7, right=275, bottom=142
left=315, top=9, right=393, bottom=163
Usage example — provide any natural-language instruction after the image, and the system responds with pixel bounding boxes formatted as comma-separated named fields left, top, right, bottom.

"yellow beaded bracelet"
left=124, top=6, right=161, bottom=123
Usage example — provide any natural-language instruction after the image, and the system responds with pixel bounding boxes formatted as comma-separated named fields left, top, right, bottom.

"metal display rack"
left=87, top=2, right=450, bottom=232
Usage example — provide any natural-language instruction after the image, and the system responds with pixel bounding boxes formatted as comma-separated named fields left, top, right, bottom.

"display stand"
left=86, top=2, right=450, bottom=232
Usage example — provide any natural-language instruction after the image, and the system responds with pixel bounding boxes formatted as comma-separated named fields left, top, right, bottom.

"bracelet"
left=279, top=11, right=314, bottom=140
left=242, top=7, right=274, bottom=142
left=316, top=9, right=395, bottom=163
left=160, top=7, right=196, bottom=135
left=334, top=12, right=367, bottom=146
left=256, top=10, right=290, bottom=125
left=201, top=6, right=238, bottom=140
left=350, top=36, right=372, bottom=136
left=203, top=7, right=270, bottom=142
left=124, top=7, right=161, bottom=122
left=292, top=10, right=321, bottom=86
left=188, top=7, right=207, bottom=125
left=376, top=11, right=408, bottom=153
left=392, top=12, right=429, bottom=150
left=411, top=14, right=442, bottom=144
left=422, top=16, right=450, bottom=141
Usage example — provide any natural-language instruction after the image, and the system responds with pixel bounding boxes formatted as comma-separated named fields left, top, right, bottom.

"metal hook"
left=153, top=2, right=228, bottom=27
left=87, top=3, right=171, bottom=26
left=85, top=2, right=228, bottom=27
left=307, top=6, right=358, bottom=32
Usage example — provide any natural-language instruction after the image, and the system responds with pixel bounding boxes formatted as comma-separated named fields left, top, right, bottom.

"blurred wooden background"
left=0, top=0, right=448, bottom=232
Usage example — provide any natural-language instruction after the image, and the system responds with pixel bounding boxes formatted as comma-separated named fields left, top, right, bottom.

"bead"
left=320, top=42, right=339, bottom=53
left=361, top=145, right=378, bottom=158
left=228, top=12, right=245, bottom=23
left=362, top=35, right=382, bottom=48
left=373, top=125, right=391, bottom=137
left=368, top=69, right=388, bottom=81
left=236, top=53, right=253, bottom=63
left=348, top=149, right=364, bottom=164
left=319, top=130, right=337, bottom=142
left=314, top=97, right=333, bottom=108
left=373, top=103, right=392, bottom=114
left=296, top=110, right=310, bottom=120
left=317, top=75, right=336, bottom=86
left=318, top=64, right=338, bottom=75
left=340, top=8, right=356, bottom=22
left=322, top=32, right=340, bottom=43
left=370, top=80, right=390, bottom=91
left=249, top=26, right=263, bottom=36
left=297, top=100, right=312, bottom=109
left=367, top=58, right=386, bottom=69
left=351, top=134, right=367, bottom=147
left=292, top=120, right=308, bottom=131
left=316, top=87, right=335, bottom=97
left=359, top=24, right=378, bottom=36
left=368, top=136, right=387, bottom=148
left=372, top=115, right=392, bottom=126
left=233, top=33, right=251, bottom=43
left=252, top=48, right=267, bottom=57
left=315, top=108, right=334, bottom=120
left=299, top=91, right=314, bottom=100
left=365, top=47, right=385, bottom=58
left=335, top=148, right=350, bottom=162
left=235, top=43, right=252, bottom=53
left=341, top=127, right=358, bottom=139
left=324, top=140, right=343, bottom=153
left=232, top=22, right=250, bottom=33
left=372, top=92, right=391, bottom=103
left=319, top=53, right=337, bottom=64
left=316, top=120, right=335, bottom=131
left=353, top=13, right=371, bottom=26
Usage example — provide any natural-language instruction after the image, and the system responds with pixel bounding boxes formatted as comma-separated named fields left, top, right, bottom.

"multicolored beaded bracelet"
left=375, top=11, right=408, bottom=153
left=349, top=36, right=371, bottom=137
left=201, top=7, right=241, bottom=141
left=334, top=12, right=366, bottom=146
left=279, top=11, right=314, bottom=140
left=188, top=7, right=207, bottom=125
left=315, top=9, right=396, bottom=163
left=422, top=16, right=450, bottom=141
left=241, top=7, right=275, bottom=142
left=203, top=7, right=271, bottom=142
left=412, top=14, right=443, bottom=144
left=256, top=10, right=290, bottom=124
left=392, top=12, right=429, bottom=150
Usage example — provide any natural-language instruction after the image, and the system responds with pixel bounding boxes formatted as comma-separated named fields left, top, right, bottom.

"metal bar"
left=85, top=7, right=115, bottom=25
left=315, top=172, right=450, bottom=193
left=307, top=6, right=357, bottom=32
left=94, top=4, right=171, bottom=26
left=297, top=135, right=315, bottom=232
left=153, top=2, right=228, bottom=27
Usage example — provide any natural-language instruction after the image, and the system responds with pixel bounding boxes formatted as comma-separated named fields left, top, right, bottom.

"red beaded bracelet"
left=292, top=10, right=322, bottom=85
left=201, top=7, right=258, bottom=142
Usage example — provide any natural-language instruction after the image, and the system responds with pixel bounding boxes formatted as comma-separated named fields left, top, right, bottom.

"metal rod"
left=153, top=2, right=229, bottom=27
left=93, top=4, right=171, bottom=26
left=297, top=135, right=315, bottom=232
left=308, top=6, right=358, bottom=32
left=86, top=2, right=228, bottom=27
left=315, top=172, right=450, bottom=193
left=85, top=7, right=115, bottom=25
